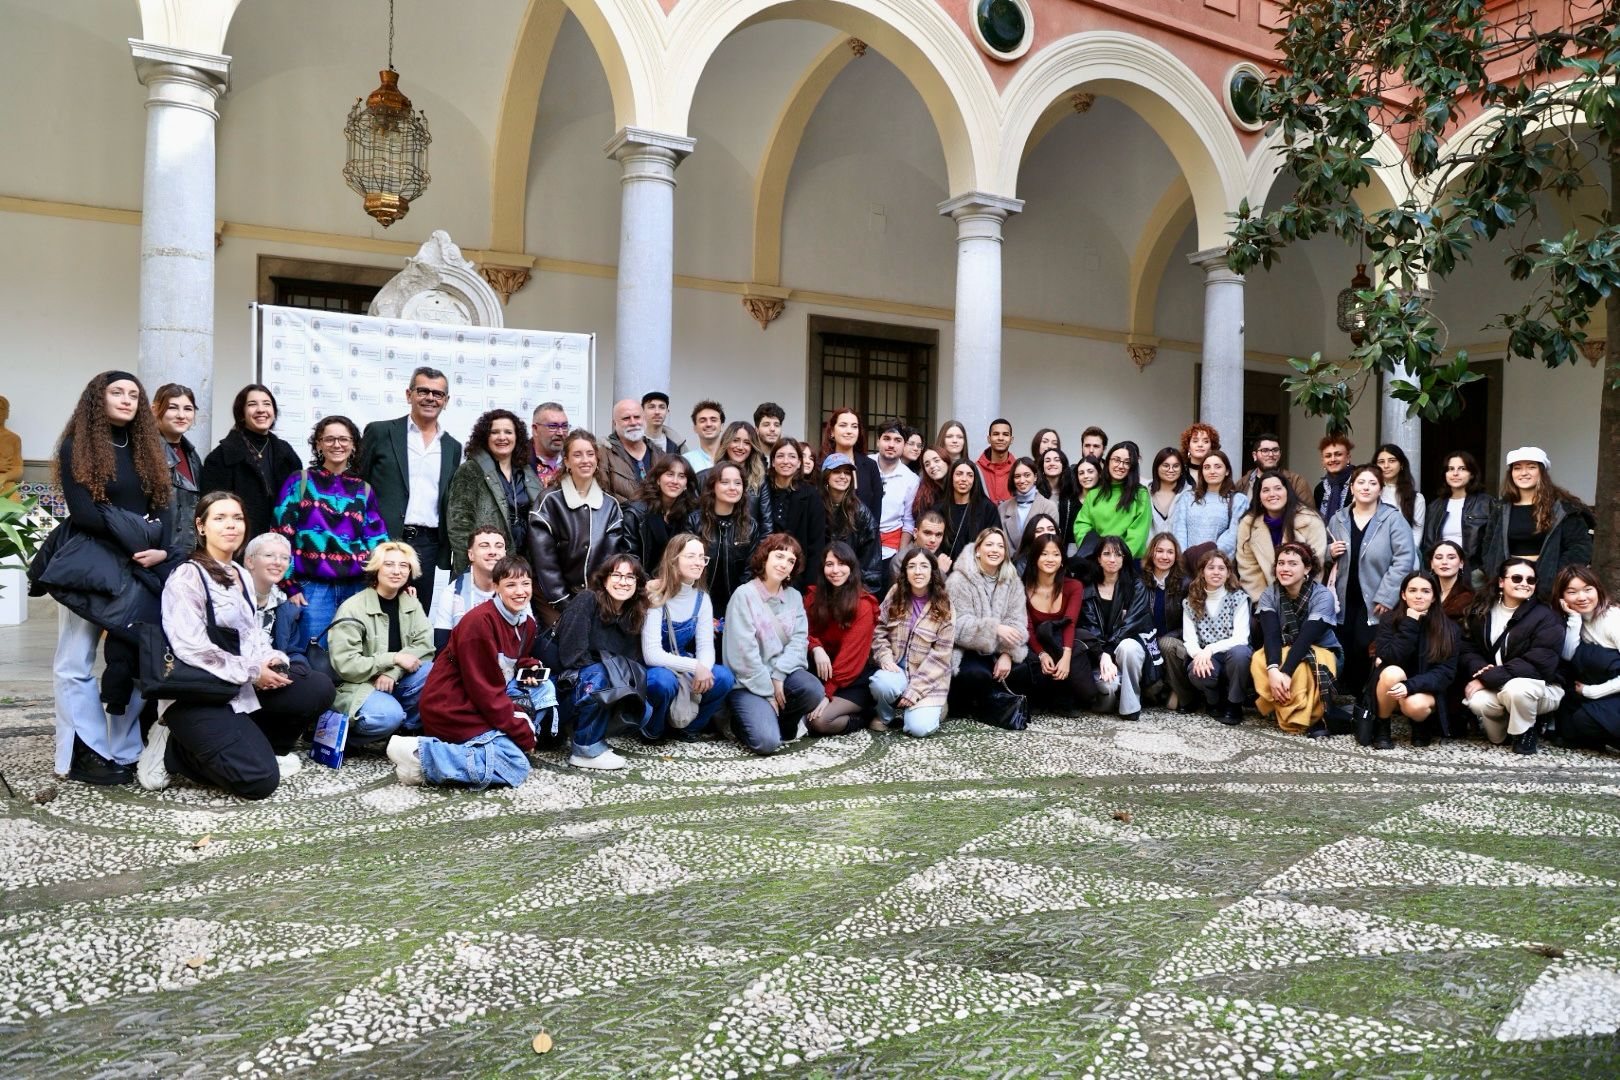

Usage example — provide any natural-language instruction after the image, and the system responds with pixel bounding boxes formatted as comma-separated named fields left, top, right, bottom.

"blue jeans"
left=645, top=664, right=736, bottom=739
left=870, top=667, right=943, bottom=738
left=352, top=662, right=433, bottom=745
left=417, top=729, right=529, bottom=790
left=570, top=661, right=653, bottom=758
left=297, top=579, right=363, bottom=651
left=53, top=607, right=144, bottom=772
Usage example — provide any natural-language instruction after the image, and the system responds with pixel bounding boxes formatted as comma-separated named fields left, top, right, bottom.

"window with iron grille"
left=807, top=317, right=936, bottom=449
left=270, top=276, right=382, bottom=314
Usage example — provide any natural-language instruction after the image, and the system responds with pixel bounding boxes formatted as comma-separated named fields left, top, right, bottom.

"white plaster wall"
left=1498, top=357, right=1604, bottom=502
left=0, top=0, right=145, bottom=208
left=780, top=55, right=955, bottom=307
left=0, top=211, right=140, bottom=459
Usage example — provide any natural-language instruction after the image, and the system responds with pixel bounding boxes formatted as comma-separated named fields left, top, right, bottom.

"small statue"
left=0, top=395, right=22, bottom=491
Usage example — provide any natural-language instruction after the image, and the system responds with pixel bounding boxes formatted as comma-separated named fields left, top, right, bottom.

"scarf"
left=1280, top=579, right=1317, bottom=645
left=1318, top=468, right=1351, bottom=520
left=1264, top=512, right=1285, bottom=547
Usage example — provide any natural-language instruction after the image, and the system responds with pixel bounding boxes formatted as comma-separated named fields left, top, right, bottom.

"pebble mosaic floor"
left=2, top=699, right=1620, bottom=1078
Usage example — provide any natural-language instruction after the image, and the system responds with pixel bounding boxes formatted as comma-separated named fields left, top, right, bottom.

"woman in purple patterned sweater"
left=273, top=414, right=389, bottom=648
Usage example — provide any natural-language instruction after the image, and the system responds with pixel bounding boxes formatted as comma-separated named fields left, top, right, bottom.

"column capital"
left=1187, top=246, right=1243, bottom=283
left=603, top=126, right=696, bottom=165
left=131, top=38, right=230, bottom=92
left=937, top=191, right=1024, bottom=221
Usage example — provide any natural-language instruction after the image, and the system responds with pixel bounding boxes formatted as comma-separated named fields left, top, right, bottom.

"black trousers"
left=1559, top=643, right=1620, bottom=750
left=1006, top=651, right=1100, bottom=709
left=947, top=652, right=1000, bottom=718
left=163, top=670, right=335, bottom=800
left=403, top=528, right=442, bottom=614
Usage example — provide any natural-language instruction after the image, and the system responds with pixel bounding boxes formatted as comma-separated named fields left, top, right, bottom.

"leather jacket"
left=526, top=481, right=626, bottom=611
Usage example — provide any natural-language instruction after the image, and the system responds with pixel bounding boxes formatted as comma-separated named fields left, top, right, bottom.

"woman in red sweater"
left=803, top=541, right=880, bottom=735
left=1008, top=534, right=1098, bottom=714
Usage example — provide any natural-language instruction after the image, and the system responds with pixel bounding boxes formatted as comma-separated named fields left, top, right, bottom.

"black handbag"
left=981, top=679, right=1029, bottom=731
left=306, top=616, right=366, bottom=684
left=592, top=653, right=648, bottom=714
left=136, top=564, right=248, bottom=705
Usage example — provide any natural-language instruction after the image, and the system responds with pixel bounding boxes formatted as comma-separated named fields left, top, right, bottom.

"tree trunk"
left=1594, top=146, right=1620, bottom=585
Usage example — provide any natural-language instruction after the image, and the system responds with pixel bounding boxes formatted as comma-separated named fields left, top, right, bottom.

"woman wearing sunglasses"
left=1458, top=556, right=1566, bottom=755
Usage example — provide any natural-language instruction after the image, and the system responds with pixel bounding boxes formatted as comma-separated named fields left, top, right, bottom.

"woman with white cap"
left=1479, top=447, right=1594, bottom=600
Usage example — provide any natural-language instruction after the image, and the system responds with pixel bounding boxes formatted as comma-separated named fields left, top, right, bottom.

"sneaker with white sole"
left=568, top=748, right=628, bottom=771
left=276, top=753, right=301, bottom=779
left=135, top=723, right=171, bottom=791
left=386, top=735, right=424, bottom=785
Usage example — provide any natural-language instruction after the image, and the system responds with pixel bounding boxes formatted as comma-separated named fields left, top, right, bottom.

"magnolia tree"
left=1226, top=0, right=1620, bottom=578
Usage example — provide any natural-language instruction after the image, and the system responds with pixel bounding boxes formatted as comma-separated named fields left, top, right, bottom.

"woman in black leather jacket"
left=1421, top=450, right=1493, bottom=582
left=526, top=429, right=625, bottom=628
left=622, top=454, right=698, bottom=573
left=686, top=461, right=759, bottom=621
left=817, top=452, right=882, bottom=591
left=753, top=439, right=826, bottom=588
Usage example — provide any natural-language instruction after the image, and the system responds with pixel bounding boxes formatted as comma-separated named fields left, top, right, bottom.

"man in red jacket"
left=976, top=418, right=1015, bottom=503
left=387, top=555, right=544, bottom=788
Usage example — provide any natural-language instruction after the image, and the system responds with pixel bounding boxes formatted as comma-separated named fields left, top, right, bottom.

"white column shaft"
left=133, top=42, right=228, bottom=449
left=606, top=128, right=693, bottom=407
left=1381, top=367, right=1422, bottom=462
left=1188, top=247, right=1246, bottom=446
left=940, top=193, right=1022, bottom=447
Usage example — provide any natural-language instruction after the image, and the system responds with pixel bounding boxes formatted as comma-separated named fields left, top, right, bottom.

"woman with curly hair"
left=446, top=408, right=541, bottom=578
left=45, top=371, right=174, bottom=784
left=623, top=453, right=699, bottom=574
left=725, top=533, right=821, bottom=754
left=273, top=414, right=389, bottom=647
left=1179, top=422, right=1221, bottom=474
left=199, top=384, right=302, bottom=542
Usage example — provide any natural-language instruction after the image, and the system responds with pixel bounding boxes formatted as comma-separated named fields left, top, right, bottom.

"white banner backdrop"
left=253, top=304, right=594, bottom=447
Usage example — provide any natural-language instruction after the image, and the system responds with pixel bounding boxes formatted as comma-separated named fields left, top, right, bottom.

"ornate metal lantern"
left=1334, top=262, right=1372, bottom=346
left=342, top=0, right=430, bottom=228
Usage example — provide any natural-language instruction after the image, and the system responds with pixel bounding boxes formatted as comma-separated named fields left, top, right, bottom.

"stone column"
left=1187, top=247, right=1246, bottom=448
left=939, top=192, right=1023, bottom=445
left=131, top=41, right=230, bottom=450
left=1380, top=368, right=1422, bottom=463
left=604, top=127, right=695, bottom=405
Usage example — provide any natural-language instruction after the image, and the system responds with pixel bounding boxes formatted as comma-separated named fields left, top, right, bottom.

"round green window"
left=972, top=0, right=1033, bottom=60
left=1227, top=64, right=1264, bottom=130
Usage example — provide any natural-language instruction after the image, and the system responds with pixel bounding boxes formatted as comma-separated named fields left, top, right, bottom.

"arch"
left=1126, top=176, right=1195, bottom=344
left=662, top=0, right=995, bottom=196
left=749, top=38, right=857, bottom=287
left=1243, top=124, right=1413, bottom=217
left=1000, top=32, right=1248, bottom=250
left=138, top=0, right=247, bottom=53
left=486, top=0, right=657, bottom=253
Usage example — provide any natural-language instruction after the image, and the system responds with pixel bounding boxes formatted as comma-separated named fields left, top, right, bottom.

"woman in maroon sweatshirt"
left=386, top=555, right=543, bottom=788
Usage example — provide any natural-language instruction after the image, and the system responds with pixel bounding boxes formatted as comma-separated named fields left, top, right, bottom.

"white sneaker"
left=386, top=735, right=423, bottom=785
left=794, top=719, right=809, bottom=742
left=136, top=723, right=171, bottom=791
left=276, top=753, right=302, bottom=779
left=568, top=748, right=628, bottom=771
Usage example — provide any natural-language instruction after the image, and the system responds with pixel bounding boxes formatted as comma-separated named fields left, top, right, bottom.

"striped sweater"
left=272, top=468, right=389, bottom=586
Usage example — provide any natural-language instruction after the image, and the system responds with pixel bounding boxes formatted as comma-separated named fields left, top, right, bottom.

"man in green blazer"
left=355, top=366, right=463, bottom=612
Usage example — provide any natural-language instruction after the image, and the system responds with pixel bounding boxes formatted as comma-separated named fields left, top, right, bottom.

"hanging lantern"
left=342, top=0, right=430, bottom=227
left=1335, top=262, right=1372, bottom=346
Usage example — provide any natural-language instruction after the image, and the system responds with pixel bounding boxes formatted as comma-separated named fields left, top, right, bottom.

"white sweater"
left=1563, top=607, right=1620, bottom=700
left=641, top=584, right=716, bottom=675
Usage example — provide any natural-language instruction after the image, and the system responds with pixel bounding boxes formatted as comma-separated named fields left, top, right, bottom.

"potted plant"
left=0, top=491, right=55, bottom=625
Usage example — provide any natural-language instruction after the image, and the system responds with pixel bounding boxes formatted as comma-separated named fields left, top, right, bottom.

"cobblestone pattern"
left=2, top=703, right=1620, bottom=1077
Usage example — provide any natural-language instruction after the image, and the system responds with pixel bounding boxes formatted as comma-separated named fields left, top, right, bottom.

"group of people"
left=32, top=366, right=1613, bottom=802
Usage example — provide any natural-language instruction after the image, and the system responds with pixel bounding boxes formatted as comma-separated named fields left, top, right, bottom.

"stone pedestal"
left=1187, top=247, right=1246, bottom=447
left=605, top=127, right=694, bottom=403
left=940, top=192, right=1022, bottom=446
left=131, top=40, right=230, bottom=450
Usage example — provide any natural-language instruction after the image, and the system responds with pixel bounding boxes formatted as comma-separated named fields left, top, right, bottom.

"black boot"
left=1217, top=702, right=1244, bottom=726
left=1410, top=720, right=1434, bottom=748
left=1373, top=716, right=1395, bottom=750
left=1355, top=709, right=1378, bottom=747
left=1513, top=727, right=1540, bottom=755
left=68, top=736, right=133, bottom=786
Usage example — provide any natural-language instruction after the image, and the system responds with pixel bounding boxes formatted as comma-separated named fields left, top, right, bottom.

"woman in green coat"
left=447, top=409, right=542, bottom=576
left=1074, top=440, right=1153, bottom=559
left=329, top=541, right=436, bottom=749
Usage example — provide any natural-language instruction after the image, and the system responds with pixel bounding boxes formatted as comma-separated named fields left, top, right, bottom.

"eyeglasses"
left=411, top=387, right=448, bottom=400
left=607, top=571, right=639, bottom=583
left=319, top=436, right=353, bottom=446
left=1507, top=573, right=1537, bottom=585
left=681, top=553, right=711, bottom=563
left=537, top=421, right=570, bottom=431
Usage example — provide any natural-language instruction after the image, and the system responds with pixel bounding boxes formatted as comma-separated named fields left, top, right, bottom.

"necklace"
left=243, top=431, right=270, bottom=462
left=109, top=429, right=129, bottom=449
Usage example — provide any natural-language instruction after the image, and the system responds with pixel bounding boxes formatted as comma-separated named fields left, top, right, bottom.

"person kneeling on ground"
left=1078, top=535, right=1154, bottom=722
left=641, top=533, right=736, bottom=740
left=945, top=528, right=1030, bottom=724
left=138, top=493, right=336, bottom=797
left=1554, top=564, right=1620, bottom=752
left=1459, top=556, right=1564, bottom=755
left=1181, top=550, right=1252, bottom=725
left=724, top=533, right=822, bottom=754
left=328, top=541, right=436, bottom=753
left=870, top=545, right=956, bottom=736
left=1367, top=570, right=1459, bottom=749
left=1250, top=541, right=1341, bottom=736
left=388, top=555, right=546, bottom=788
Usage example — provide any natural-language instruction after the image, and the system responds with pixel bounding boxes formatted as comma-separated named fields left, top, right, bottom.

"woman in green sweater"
left=1074, top=440, right=1152, bottom=559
